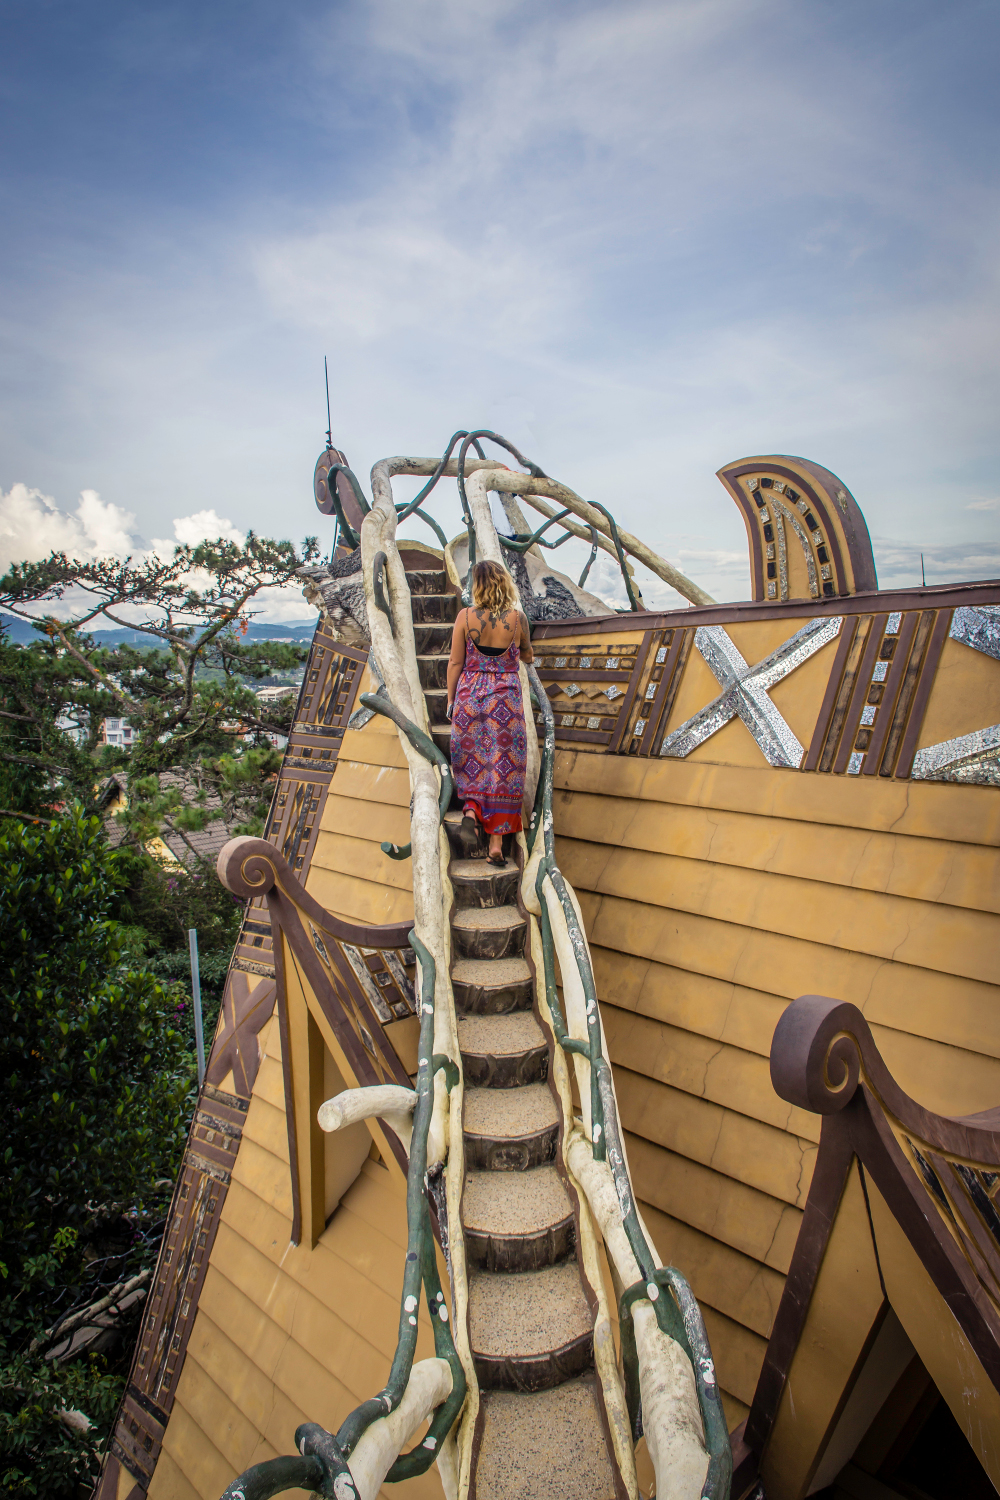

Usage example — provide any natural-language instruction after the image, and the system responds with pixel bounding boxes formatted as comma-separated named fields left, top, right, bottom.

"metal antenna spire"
left=324, top=355, right=333, bottom=452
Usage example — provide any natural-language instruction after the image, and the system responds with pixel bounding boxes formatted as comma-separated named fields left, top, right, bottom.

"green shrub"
left=0, top=808, right=196, bottom=1496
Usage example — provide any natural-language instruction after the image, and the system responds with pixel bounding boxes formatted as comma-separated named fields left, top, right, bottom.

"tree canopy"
left=0, top=808, right=196, bottom=1495
left=0, top=531, right=319, bottom=844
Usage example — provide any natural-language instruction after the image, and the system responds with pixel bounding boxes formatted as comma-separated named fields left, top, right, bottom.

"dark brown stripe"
left=646, top=627, right=692, bottom=757
left=531, top=580, right=1000, bottom=638
left=819, top=617, right=873, bottom=775
left=608, top=631, right=654, bottom=752
left=541, top=724, right=614, bottom=747
left=878, top=610, right=936, bottom=778
left=894, top=609, right=953, bottom=779
left=804, top=617, right=858, bottom=772
left=862, top=611, right=918, bottom=775
left=833, top=617, right=884, bottom=775
left=744, top=1118, right=856, bottom=1451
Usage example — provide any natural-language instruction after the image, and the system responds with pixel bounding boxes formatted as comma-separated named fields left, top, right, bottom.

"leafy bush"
left=0, top=808, right=196, bottom=1496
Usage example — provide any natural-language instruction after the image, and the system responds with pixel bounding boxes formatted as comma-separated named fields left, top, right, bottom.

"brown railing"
left=749, top=992, right=1000, bottom=1458
left=217, top=838, right=416, bottom=1198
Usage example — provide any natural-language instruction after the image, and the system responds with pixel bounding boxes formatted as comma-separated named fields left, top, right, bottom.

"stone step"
left=431, top=722, right=451, bottom=757
left=424, top=686, right=449, bottom=722
left=452, top=956, right=533, bottom=1013
left=457, top=1011, right=548, bottom=1087
left=413, top=623, right=453, bottom=655
left=405, top=568, right=448, bottom=596
left=416, top=654, right=449, bottom=689
left=464, top=1082, right=558, bottom=1170
left=410, top=593, right=458, bottom=624
left=474, top=1375, right=617, bottom=1500
left=449, top=857, right=519, bottom=910
left=468, top=1262, right=595, bottom=1392
left=462, top=1166, right=575, bottom=1271
left=451, top=904, right=527, bottom=961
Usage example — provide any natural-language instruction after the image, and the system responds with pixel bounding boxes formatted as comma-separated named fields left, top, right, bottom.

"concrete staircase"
left=403, top=555, right=620, bottom=1500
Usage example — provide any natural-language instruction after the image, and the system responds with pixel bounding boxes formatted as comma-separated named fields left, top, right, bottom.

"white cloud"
left=967, top=497, right=1000, bottom=513
left=151, top=509, right=247, bottom=554
left=1, top=487, right=315, bottom=625
left=872, top=536, right=1000, bottom=590
left=0, top=483, right=141, bottom=568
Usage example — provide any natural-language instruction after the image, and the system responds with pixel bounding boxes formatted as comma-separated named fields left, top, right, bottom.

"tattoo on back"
left=467, top=606, right=516, bottom=647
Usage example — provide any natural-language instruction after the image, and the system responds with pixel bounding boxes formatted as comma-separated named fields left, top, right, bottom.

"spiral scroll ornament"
left=770, top=995, right=865, bottom=1115
left=217, top=837, right=281, bottom=901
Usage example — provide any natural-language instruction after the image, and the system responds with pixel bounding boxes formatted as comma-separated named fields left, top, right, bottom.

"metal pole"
left=188, top=928, right=205, bottom=1087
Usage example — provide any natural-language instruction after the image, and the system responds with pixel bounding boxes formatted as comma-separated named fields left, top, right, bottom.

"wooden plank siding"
left=549, top=748, right=1000, bottom=1428
left=154, top=1013, right=444, bottom=1500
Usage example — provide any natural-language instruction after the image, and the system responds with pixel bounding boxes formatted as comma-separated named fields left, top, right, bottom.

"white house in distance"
left=100, top=717, right=135, bottom=748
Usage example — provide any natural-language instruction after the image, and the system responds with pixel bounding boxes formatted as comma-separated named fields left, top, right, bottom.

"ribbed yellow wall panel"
left=551, top=745, right=1000, bottom=1428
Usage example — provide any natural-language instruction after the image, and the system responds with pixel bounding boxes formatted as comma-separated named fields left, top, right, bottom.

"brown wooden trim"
left=646, top=627, right=693, bottom=758
left=94, top=1453, right=123, bottom=1499
left=803, top=617, right=858, bottom=772
left=851, top=1099, right=1000, bottom=1391
left=862, top=610, right=918, bottom=775
left=536, top=667, right=633, bottom=684
left=730, top=1419, right=759, bottom=1497
left=894, top=607, right=953, bottom=779
left=608, top=631, right=654, bottom=753
left=542, top=721, right=615, bottom=747
left=833, top=616, right=885, bottom=774
left=879, top=610, right=937, bottom=778
left=725, top=462, right=852, bottom=599
left=531, top=580, right=1000, bottom=638
left=271, top=917, right=303, bottom=1246
left=744, top=1117, right=856, bottom=1451
left=820, top=616, right=873, bottom=774
left=275, top=896, right=408, bottom=1093
left=219, top=837, right=415, bottom=951
left=750, top=992, right=1000, bottom=1465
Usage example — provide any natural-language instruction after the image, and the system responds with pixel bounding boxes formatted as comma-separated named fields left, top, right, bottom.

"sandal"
left=487, top=851, right=506, bottom=867
left=458, top=815, right=481, bottom=858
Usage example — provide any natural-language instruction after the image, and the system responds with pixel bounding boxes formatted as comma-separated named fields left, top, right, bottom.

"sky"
left=1, top=0, right=999, bottom=618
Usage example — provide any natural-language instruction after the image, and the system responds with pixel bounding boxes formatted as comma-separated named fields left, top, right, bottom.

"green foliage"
left=0, top=808, right=196, bottom=1496
left=113, top=847, right=244, bottom=955
left=0, top=531, right=317, bottom=844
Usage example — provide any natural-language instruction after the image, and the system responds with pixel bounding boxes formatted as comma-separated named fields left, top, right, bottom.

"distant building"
left=254, top=684, right=298, bottom=706
left=101, top=717, right=135, bottom=748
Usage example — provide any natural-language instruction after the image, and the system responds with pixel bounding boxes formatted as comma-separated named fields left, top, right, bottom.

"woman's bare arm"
left=447, top=610, right=468, bottom=708
left=518, top=611, right=534, bottom=664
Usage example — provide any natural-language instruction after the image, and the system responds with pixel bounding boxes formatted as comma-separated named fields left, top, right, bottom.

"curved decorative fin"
left=717, top=455, right=877, bottom=603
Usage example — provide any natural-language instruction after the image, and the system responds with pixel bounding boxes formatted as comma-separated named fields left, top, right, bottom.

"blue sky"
left=1, top=0, right=998, bottom=613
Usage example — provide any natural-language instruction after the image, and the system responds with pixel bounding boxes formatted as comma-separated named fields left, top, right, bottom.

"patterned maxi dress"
left=451, top=637, right=528, bottom=835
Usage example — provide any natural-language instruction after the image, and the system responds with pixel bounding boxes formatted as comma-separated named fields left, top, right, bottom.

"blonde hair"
left=471, top=559, right=519, bottom=616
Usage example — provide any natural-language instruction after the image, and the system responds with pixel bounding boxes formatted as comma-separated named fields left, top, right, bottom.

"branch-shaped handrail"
left=219, top=463, right=477, bottom=1498
left=445, top=446, right=726, bottom=1494
left=218, top=934, right=465, bottom=1500
left=451, top=429, right=650, bottom=609
left=321, top=435, right=714, bottom=610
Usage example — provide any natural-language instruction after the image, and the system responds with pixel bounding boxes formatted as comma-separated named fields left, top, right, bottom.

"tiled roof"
left=100, top=771, right=238, bottom=867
